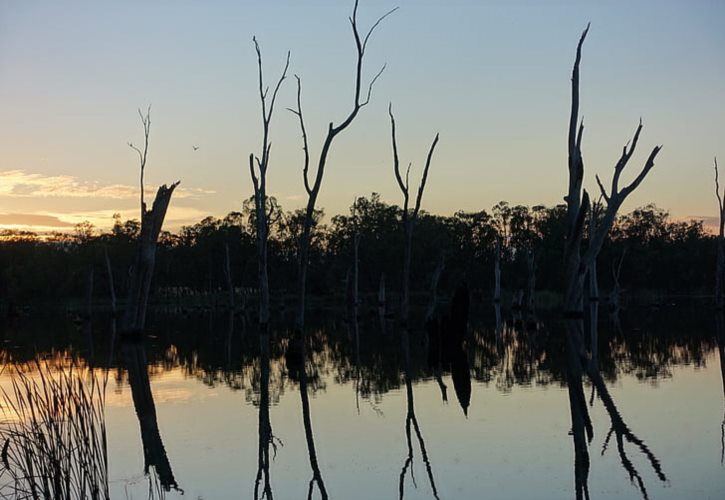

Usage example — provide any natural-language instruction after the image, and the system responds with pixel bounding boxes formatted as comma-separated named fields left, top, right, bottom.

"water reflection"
left=565, top=304, right=667, bottom=500
left=122, top=339, right=180, bottom=493
left=255, top=332, right=275, bottom=500
left=0, top=302, right=722, bottom=498
left=716, top=313, right=725, bottom=464
left=400, top=327, right=440, bottom=500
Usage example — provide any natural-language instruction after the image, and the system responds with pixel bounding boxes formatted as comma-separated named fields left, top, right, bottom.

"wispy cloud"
left=0, top=170, right=214, bottom=199
left=0, top=213, right=74, bottom=228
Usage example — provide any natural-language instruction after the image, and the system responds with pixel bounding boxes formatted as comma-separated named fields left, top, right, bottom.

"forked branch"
left=128, top=105, right=152, bottom=217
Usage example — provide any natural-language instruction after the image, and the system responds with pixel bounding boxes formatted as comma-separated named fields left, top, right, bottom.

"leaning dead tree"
left=564, top=25, right=661, bottom=314
left=123, top=108, right=180, bottom=332
left=390, top=104, right=439, bottom=326
left=249, top=38, right=290, bottom=331
left=289, top=0, right=396, bottom=332
left=714, top=157, right=725, bottom=309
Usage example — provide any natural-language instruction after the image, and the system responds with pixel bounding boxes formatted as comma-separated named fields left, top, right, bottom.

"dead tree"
left=224, top=242, right=235, bottom=310
left=587, top=197, right=604, bottom=301
left=352, top=198, right=362, bottom=318
left=563, top=25, right=661, bottom=314
left=714, top=157, right=725, bottom=309
left=390, top=104, right=439, bottom=326
left=103, top=246, right=116, bottom=317
left=610, top=249, right=626, bottom=318
left=249, top=39, right=290, bottom=331
left=123, top=108, right=180, bottom=332
left=289, top=0, right=396, bottom=333
left=493, top=237, right=502, bottom=303
left=526, top=249, right=537, bottom=311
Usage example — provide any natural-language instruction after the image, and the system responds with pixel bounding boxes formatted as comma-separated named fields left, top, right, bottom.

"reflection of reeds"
left=0, top=360, right=109, bottom=500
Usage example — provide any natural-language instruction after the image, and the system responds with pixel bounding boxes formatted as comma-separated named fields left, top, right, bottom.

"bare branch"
left=129, top=105, right=151, bottom=217
left=716, top=157, right=724, bottom=217
left=569, top=24, right=590, bottom=166
left=619, top=145, right=662, bottom=199
left=389, top=104, right=406, bottom=197
left=611, top=120, right=643, bottom=195
left=291, top=75, right=312, bottom=196
left=333, top=0, right=395, bottom=135
left=249, top=154, right=259, bottom=193
left=361, top=63, right=387, bottom=106
left=594, top=174, right=609, bottom=203
left=413, top=133, right=440, bottom=217
left=362, top=7, right=399, bottom=54
left=267, top=51, right=291, bottom=127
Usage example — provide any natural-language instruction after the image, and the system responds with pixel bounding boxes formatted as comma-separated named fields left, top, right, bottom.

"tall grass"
left=0, top=359, right=109, bottom=500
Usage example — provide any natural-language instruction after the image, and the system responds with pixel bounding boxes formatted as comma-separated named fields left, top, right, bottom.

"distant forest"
left=0, top=194, right=711, bottom=309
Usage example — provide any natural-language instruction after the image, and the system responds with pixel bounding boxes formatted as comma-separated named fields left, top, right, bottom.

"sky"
left=1, top=0, right=724, bottom=233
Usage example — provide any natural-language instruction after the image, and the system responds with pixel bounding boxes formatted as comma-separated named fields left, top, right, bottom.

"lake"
left=0, top=300, right=723, bottom=499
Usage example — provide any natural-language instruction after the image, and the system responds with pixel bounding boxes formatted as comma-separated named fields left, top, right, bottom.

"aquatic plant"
left=0, top=360, right=109, bottom=500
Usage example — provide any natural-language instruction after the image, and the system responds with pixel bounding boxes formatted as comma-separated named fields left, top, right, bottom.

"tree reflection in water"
left=715, top=312, right=725, bottom=464
left=566, top=303, right=667, bottom=500
left=122, top=339, right=180, bottom=493
left=254, top=332, right=276, bottom=500
left=399, top=327, right=440, bottom=500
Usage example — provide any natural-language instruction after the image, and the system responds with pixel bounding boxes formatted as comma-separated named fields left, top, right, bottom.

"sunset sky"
left=1, top=0, right=723, bottom=233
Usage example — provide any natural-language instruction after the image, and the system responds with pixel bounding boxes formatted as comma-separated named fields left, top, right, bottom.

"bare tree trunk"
left=249, top=40, right=289, bottom=332
left=563, top=26, right=661, bottom=315
left=224, top=242, right=235, bottom=310
left=390, top=105, right=439, bottom=326
left=494, top=238, right=502, bottom=303
left=353, top=230, right=360, bottom=318
left=103, top=246, right=116, bottom=317
left=526, top=250, right=536, bottom=312
left=378, top=273, right=386, bottom=311
left=122, top=182, right=179, bottom=332
left=84, top=266, right=94, bottom=320
left=426, top=254, right=445, bottom=321
left=714, top=158, right=725, bottom=309
left=291, top=0, right=396, bottom=333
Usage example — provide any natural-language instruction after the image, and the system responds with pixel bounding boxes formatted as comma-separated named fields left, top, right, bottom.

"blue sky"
left=1, top=0, right=723, bottom=231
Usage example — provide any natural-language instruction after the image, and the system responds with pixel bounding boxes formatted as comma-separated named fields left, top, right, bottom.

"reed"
left=0, top=359, right=109, bottom=500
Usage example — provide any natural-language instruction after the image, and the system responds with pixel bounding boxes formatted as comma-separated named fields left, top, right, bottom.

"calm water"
left=0, top=302, right=723, bottom=499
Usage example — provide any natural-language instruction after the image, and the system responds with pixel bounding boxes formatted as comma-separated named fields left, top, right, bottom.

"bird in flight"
left=192, top=146, right=199, bottom=151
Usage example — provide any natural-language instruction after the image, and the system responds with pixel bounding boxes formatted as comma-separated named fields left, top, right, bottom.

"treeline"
left=0, top=194, right=713, bottom=307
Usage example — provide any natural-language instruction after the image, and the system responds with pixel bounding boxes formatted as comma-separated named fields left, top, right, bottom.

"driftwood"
left=563, top=25, right=661, bottom=314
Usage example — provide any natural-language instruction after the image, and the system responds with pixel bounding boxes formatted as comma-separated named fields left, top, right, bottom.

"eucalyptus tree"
left=289, top=0, right=397, bottom=332
left=563, top=25, right=661, bottom=314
